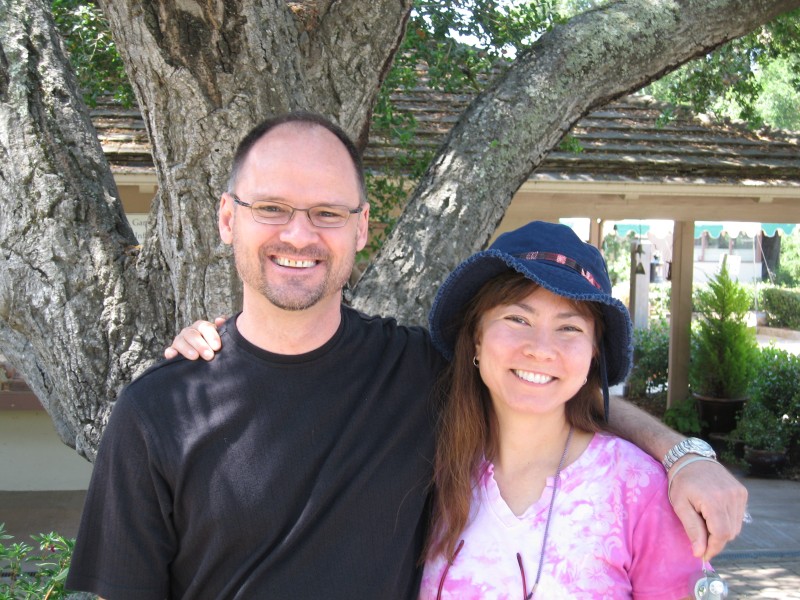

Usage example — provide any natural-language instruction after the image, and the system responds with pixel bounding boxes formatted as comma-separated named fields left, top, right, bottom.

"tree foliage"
left=775, top=230, right=800, bottom=287
left=51, top=0, right=132, bottom=106
left=643, top=8, right=800, bottom=129
left=50, top=0, right=800, bottom=131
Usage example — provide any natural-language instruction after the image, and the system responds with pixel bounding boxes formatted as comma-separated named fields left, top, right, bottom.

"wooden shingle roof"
left=92, top=92, right=800, bottom=187
left=531, top=96, right=800, bottom=185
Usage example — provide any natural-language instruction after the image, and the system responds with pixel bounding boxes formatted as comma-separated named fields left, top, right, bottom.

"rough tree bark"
left=1, top=0, right=798, bottom=460
left=0, top=0, right=412, bottom=459
left=97, top=0, right=412, bottom=326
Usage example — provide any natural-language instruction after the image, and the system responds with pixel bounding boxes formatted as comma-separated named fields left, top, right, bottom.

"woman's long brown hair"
left=424, top=271, right=606, bottom=562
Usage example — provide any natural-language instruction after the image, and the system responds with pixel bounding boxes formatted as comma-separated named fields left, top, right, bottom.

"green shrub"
left=731, top=399, right=791, bottom=452
left=761, top=286, right=800, bottom=329
left=690, top=257, right=759, bottom=399
left=627, top=319, right=670, bottom=400
left=0, top=524, right=80, bottom=599
left=602, top=231, right=634, bottom=288
left=648, top=283, right=671, bottom=321
left=742, top=282, right=760, bottom=312
left=749, top=346, right=800, bottom=425
left=774, top=229, right=800, bottom=287
left=663, top=398, right=703, bottom=436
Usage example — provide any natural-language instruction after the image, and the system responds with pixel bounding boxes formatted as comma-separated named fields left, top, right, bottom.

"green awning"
left=694, top=223, right=725, bottom=238
left=605, top=221, right=796, bottom=239
left=613, top=223, right=649, bottom=237
left=761, top=223, right=796, bottom=237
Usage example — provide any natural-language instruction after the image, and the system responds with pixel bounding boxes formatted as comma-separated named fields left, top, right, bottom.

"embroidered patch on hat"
left=514, top=251, right=603, bottom=290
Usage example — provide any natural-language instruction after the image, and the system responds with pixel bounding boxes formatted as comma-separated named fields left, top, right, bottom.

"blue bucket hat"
left=428, top=221, right=633, bottom=418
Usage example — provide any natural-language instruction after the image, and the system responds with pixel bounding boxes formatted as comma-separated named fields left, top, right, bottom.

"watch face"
left=687, top=438, right=715, bottom=455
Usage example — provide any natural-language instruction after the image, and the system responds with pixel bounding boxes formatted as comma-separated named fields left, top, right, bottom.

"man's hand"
left=668, top=457, right=748, bottom=560
left=164, top=317, right=226, bottom=361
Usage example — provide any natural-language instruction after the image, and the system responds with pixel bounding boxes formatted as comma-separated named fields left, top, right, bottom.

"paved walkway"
left=713, top=473, right=800, bottom=598
left=711, top=328, right=800, bottom=597
left=719, top=556, right=800, bottom=599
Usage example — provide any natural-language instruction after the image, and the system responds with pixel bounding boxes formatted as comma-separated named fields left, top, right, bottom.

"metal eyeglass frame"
left=230, top=193, right=363, bottom=228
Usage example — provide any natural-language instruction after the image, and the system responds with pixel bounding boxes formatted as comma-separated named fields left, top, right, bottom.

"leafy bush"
left=761, top=286, right=800, bottom=330
left=690, top=257, right=759, bottom=399
left=0, top=524, right=81, bottom=599
left=735, top=346, right=800, bottom=467
left=602, top=231, right=634, bottom=288
left=731, top=400, right=791, bottom=452
left=627, top=319, right=670, bottom=400
left=663, top=398, right=703, bottom=436
left=749, top=346, right=800, bottom=425
left=648, top=283, right=671, bottom=321
left=774, top=229, right=800, bottom=288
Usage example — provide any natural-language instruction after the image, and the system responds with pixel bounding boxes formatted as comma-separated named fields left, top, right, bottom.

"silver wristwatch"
left=662, top=437, right=716, bottom=471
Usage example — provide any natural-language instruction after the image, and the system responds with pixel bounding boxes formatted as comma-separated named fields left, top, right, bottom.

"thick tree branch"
left=353, top=0, right=800, bottom=325
left=0, top=0, right=165, bottom=458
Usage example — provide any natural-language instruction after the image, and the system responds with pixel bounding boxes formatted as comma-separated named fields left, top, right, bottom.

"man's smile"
left=272, top=256, right=319, bottom=268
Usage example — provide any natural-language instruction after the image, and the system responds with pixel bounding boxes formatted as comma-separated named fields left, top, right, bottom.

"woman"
left=420, top=220, right=707, bottom=599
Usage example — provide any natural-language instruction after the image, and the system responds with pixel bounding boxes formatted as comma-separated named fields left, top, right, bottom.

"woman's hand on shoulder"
left=164, top=316, right=226, bottom=361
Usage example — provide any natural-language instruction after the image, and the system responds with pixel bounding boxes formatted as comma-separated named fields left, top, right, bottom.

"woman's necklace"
left=517, top=425, right=574, bottom=599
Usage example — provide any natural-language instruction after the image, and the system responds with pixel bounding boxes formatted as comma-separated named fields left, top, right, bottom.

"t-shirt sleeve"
left=628, top=468, right=701, bottom=600
left=66, top=386, right=176, bottom=600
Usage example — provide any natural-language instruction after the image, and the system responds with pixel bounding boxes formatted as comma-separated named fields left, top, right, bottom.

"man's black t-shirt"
left=67, top=307, right=446, bottom=599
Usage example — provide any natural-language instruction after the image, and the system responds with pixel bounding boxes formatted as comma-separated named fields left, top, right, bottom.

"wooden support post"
left=667, top=220, right=695, bottom=408
left=588, top=218, right=603, bottom=248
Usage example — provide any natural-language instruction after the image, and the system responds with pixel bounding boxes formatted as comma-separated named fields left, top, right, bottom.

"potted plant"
left=690, top=256, right=758, bottom=434
left=731, top=400, right=790, bottom=476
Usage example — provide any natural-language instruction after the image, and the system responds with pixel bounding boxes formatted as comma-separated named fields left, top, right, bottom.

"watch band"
left=662, top=437, right=716, bottom=471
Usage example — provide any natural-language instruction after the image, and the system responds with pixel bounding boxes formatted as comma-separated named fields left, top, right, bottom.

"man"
left=68, top=112, right=747, bottom=599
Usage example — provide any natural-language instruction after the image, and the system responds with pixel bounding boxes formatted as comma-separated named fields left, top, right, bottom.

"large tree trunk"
left=97, top=0, right=412, bottom=324
left=0, top=0, right=412, bottom=460
left=1, top=0, right=798, bottom=460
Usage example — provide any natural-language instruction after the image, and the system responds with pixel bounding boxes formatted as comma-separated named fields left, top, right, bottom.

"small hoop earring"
left=473, top=356, right=480, bottom=368
left=583, top=377, right=588, bottom=385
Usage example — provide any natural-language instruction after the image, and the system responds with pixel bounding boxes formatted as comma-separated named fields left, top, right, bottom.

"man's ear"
left=355, top=202, right=370, bottom=252
left=219, top=193, right=234, bottom=244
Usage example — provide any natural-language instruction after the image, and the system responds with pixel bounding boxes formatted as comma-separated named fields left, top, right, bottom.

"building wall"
left=0, top=410, right=93, bottom=491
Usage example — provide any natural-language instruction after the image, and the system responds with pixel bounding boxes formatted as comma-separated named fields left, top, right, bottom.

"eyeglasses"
left=436, top=541, right=535, bottom=599
left=230, top=193, right=363, bottom=228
